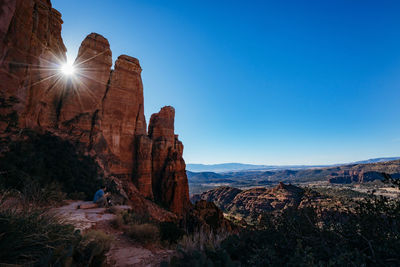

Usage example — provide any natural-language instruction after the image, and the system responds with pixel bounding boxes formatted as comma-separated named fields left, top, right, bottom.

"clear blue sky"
left=52, top=0, right=400, bottom=165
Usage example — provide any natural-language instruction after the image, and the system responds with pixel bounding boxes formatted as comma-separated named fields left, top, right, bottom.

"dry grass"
left=124, top=223, right=160, bottom=244
left=0, top=191, right=112, bottom=266
left=110, top=213, right=124, bottom=229
left=178, top=228, right=230, bottom=252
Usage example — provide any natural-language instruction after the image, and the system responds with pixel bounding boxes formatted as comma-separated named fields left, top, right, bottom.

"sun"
left=60, top=62, right=75, bottom=76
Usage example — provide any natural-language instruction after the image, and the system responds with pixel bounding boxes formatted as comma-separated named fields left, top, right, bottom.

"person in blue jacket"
left=93, top=186, right=110, bottom=207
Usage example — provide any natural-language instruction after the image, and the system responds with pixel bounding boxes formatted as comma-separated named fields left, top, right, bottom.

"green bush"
left=0, top=131, right=103, bottom=200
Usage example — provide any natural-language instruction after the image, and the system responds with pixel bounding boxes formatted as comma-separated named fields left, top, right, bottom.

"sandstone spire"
left=149, top=106, right=191, bottom=214
left=102, top=55, right=146, bottom=177
left=0, top=0, right=191, bottom=216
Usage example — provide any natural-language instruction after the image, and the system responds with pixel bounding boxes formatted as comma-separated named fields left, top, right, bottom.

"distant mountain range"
left=186, top=163, right=326, bottom=173
left=350, top=157, right=400, bottom=165
left=187, top=158, right=400, bottom=194
left=187, top=157, right=400, bottom=173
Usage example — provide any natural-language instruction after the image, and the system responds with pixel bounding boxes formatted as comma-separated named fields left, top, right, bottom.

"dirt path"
left=53, top=201, right=175, bottom=266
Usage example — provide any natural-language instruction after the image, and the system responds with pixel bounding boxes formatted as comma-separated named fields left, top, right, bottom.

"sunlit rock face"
left=102, top=55, right=146, bottom=178
left=58, top=33, right=112, bottom=145
left=0, top=0, right=66, bottom=130
left=194, top=183, right=307, bottom=220
left=0, top=0, right=191, bottom=216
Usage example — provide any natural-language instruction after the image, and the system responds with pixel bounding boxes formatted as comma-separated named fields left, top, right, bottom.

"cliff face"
left=0, top=0, right=190, bottom=215
left=328, top=170, right=386, bottom=184
left=0, top=0, right=66, bottom=130
left=148, top=106, right=189, bottom=213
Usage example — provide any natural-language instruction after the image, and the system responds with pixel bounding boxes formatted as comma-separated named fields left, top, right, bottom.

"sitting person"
left=93, top=186, right=110, bottom=207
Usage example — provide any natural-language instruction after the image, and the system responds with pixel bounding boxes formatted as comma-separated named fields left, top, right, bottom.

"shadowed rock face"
left=0, top=0, right=190, bottom=215
left=148, top=106, right=190, bottom=214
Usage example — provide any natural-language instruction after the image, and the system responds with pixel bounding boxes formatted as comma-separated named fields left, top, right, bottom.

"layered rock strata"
left=192, top=183, right=329, bottom=220
left=0, top=0, right=190, bottom=215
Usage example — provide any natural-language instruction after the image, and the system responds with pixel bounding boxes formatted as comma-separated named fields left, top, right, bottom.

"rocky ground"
left=52, top=201, right=175, bottom=267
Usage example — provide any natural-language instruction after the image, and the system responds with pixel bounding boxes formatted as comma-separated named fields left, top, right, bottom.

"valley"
left=187, top=159, right=400, bottom=194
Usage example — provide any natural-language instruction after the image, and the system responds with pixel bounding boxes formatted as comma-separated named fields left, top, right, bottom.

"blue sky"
left=52, top=0, right=400, bottom=165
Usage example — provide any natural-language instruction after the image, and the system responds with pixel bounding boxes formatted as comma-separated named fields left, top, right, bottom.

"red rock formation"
left=328, top=170, right=386, bottom=184
left=186, top=200, right=233, bottom=232
left=58, top=33, right=112, bottom=143
left=0, top=0, right=66, bottom=130
left=133, top=135, right=153, bottom=199
left=102, top=55, right=146, bottom=177
left=191, top=186, right=242, bottom=211
left=149, top=106, right=191, bottom=214
left=149, top=106, right=176, bottom=198
left=0, top=0, right=191, bottom=216
left=196, top=184, right=307, bottom=220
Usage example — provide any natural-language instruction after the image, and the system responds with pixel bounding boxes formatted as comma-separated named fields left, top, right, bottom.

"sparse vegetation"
left=74, top=230, right=113, bottom=266
left=177, top=229, right=230, bottom=253
left=172, top=177, right=400, bottom=266
left=170, top=229, right=235, bottom=266
left=312, top=186, right=368, bottom=199
left=125, top=223, right=160, bottom=243
left=0, top=200, right=111, bottom=266
left=111, top=209, right=163, bottom=244
left=111, top=209, right=151, bottom=228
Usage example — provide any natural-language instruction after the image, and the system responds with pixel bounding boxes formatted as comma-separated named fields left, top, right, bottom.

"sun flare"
left=60, top=62, right=75, bottom=76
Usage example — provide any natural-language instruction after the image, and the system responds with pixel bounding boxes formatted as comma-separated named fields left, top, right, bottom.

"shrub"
left=110, top=212, right=125, bottom=229
left=177, top=229, right=230, bottom=253
left=171, top=177, right=400, bottom=266
left=73, top=230, right=113, bottom=266
left=0, top=207, right=77, bottom=266
left=219, top=194, right=400, bottom=266
left=170, top=229, right=237, bottom=267
left=121, top=209, right=151, bottom=225
left=124, top=223, right=160, bottom=244
left=0, top=203, right=111, bottom=266
left=20, top=181, right=66, bottom=206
